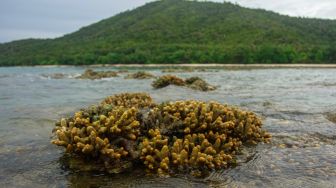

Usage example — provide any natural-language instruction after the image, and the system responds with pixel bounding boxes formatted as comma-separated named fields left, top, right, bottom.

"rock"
left=152, top=75, right=185, bottom=89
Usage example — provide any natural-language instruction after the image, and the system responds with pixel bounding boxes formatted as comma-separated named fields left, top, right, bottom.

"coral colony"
left=52, top=93, right=271, bottom=176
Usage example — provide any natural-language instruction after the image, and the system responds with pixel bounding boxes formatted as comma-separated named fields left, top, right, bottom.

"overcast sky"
left=1, top=0, right=336, bottom=43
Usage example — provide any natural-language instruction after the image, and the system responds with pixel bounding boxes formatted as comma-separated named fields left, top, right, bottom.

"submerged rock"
left=52, top=93, right=271, bottom=176
left=161, top=68, right=194, bottom=73
left=77, top=69, right=118, bottom=80
left=125, top=71, right=155, bottom=79
left=41, top=73, right=67, bottom=79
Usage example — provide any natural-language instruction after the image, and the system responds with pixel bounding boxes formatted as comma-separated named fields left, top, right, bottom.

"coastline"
left=2, top=64, right=336, bottom=69
left=105, top=64, right=336, bottom=68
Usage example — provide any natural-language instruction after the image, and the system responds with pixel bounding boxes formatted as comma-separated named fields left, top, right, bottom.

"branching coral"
left=101, top=93, right=156, bottom=109
left=141, top=100, right=271, bottom=174
left=52, top=105, right=141, bottom=173
left=77, top=69, right=118, bottom=80
left=125, top=71, right=155, bottom=79
left=52, top=93, right=271, bottom=176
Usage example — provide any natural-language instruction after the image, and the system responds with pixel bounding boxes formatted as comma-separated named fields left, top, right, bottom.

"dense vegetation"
left=1, top=0, right=336, bottom=66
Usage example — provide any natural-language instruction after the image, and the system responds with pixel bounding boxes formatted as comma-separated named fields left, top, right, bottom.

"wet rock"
left=271, top=133, right=336, bottom=149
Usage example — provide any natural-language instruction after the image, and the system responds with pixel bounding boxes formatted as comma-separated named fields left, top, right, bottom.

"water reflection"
left=0, top=67, right=336, bottom=187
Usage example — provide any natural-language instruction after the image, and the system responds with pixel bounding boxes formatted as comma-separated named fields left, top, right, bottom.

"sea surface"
left=0, top=66, right=336, bottom=188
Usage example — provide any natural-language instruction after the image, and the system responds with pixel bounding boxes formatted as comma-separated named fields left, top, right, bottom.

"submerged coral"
left=161, top=67, right=194, bottom=73
left=77, top=69, right=118, bottom=80
left=52, top=93, right=271, bottom=176
left=152, top=75, right=216, bottom=91
left=161, top=67, right=218, bottom=73
left=325, top=113, right=336, bottom=124
left=116, top=69, right=129, bottom=73
left=125, top=71, right=155, bottom=79
left=152, top=75, right=186, bottom=89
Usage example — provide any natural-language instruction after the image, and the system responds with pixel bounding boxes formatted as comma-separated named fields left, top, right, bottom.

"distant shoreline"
left=104, top=64, right=336, bottom=68
left=2, top=64, right=336, bottom=69
left=5, top=64, right=336, bottom=68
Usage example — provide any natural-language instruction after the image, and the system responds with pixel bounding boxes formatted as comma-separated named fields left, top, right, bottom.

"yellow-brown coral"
left=52, top=106, right=140, bottom=160
left=101, top=93, right=155, bottom=108
left=52, top=93, right=271, bottom=176
left=140, top=100, right=271, bottom=174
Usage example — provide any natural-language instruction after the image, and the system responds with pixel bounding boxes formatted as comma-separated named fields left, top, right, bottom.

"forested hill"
left=1, top=0, right=336, bottom=66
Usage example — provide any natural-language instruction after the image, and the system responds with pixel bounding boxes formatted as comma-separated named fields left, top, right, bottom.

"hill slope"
left=1, top=0, right=336, bottom=66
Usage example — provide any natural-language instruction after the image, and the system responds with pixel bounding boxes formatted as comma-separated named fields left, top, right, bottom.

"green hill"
left=1, top=0, right=336, bottom=66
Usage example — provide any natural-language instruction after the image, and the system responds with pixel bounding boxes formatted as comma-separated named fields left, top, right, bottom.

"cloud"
left=1, top=0, right=336, bottom=43
left=0, top=0, right=150, bottom=43
left=223, top=0, right=336, bottom=19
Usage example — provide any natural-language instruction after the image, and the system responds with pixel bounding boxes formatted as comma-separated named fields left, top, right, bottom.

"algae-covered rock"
left=125, top=71, right=155, bottom=79
left=152, top=75, right=216, bottom=91
left=77, top=69, right=118, bottom=80
left=152, top=75, right=186, bottom=89
left=185, top=77, right=217, bottom=91
left=52, top=93, right=271, bottom=176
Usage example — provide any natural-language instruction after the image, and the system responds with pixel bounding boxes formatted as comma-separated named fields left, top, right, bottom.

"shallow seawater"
left=0, top=66, right=336, bottom=188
